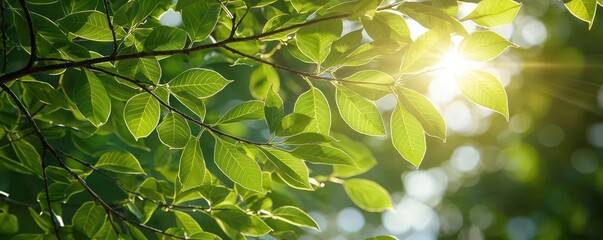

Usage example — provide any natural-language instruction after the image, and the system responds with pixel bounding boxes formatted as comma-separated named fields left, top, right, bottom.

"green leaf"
left=262, top=13, right=311, bottom=41
left=272, top=206, right=319, bottom=230
left=178, top=138, right=206, bottom=192
left=212, top=205, right=272, bottom=238
left=331, top=133, right=377, bottom=178
left=455, top=70, right=509, bottom=119
left=169, top=68, right=232, bottom=99
left=264, top=86, right=284, bottom=133
left=23, top=81, right=69, bottom=109
left=12, top=140, right=42, bottom=177
left=282, top=132, right=336, bottom=145
left=250, top=64, right=280, bottom=100
left=323, top=29, right=364, bottom=69
left=214, top=138, right=264, bottom=192
left=143, top=26, right=187, bottom=51
left=28, top=208, right=50, bottom=231
left=564, top=0, right=598, bottom=28
left=296, top=19, right=342, bottom=64
left=394, top=87, right=446, bottom=141
left=181, top=1, right=220, bottom=42
left=335, top=85, right=385, bottom=136
left=95, top=150, right=146, bottom=174
left=157, top=113, right=191, bottom=149
left=361, top=10, right=412, bottom=46
left=458, top=31, right=513, bottom=62
left=67, top=69, right=112, bottom=127
left=291, top=144, right=356, bottom=166
left=116, top=57, right=162, bottom=85
left=174, top=211, right=203, bottom=235
left=432, top=0, right=458, bottom=17
left=461, top=0, right=522, bottom=28
left=114, top=0, right=159, bottom=27
left=0, top=213, right=18, bottom=234
left=72, top=201, right=106, bottom=238
left=276, top=113, right=313, bottom=137
left=290, top=0, right=330, bottom=13
left=366, top=235, right=399, bottom=240
left=92, top=220, right=118, bottom=240
left=400, top=27, right=450, bottom=73
left=343, top=178, right=393, bottom=212
left=342, top=70, right=394, bottom=101
left=173, top=93, right=207, bottom=120
left=391, top=105, right=426, bottom=167
left=258, top=147, right=312, bottom=190
left=327, top=0, right=380, bottom=19
left=397, top=2, right=467, bottom=36
left=58, top=10, right=124, bottom=41
left=294, top=87, right=331, bottom=134
left=124, top=93, right=160, bottom=140
left=217, top=100, right=264, bottom=124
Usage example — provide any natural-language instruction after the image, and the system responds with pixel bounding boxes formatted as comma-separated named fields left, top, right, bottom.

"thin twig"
left=87, top=66, right=273, bottom=146
left=222, top=45, right=395, bottom=86
left=101, top=0, right=118, bottom=56
left=17, top=0, right=36, bottom=70
left=0, top=83, right=61, bottom=239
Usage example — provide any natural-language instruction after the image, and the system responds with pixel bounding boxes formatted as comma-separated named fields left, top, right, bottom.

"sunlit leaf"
left=394, top=86, right=446, bottom=141
left=124, top=93, right=160, bottom=140
left=181, top=1, right=220, bottom=42
left=335, top=85, right=385, bottom=136
left=178, top=138, right=206, bottom=192
left=455, top=70, right=509, bottom=119
left=157, top=112, right=191, bottom=149
left=169, top=68, right=232, bottom=99
left=294, top=87, right=331, bottom=134
left=362, top=10, right=412, bottom=46
left=458, top=31, right=513, bottom=62
left=214, top=138, right=264, bottom=193
left=276, top=113, right=313, bottom=137
left=264, top=86, right=284, bottom=133
left=212, top=205, right=272, bottom=238
left=400, top=27, right=450, bottom=73
left=174, top=211, right=203, bottom=235
left=95, top=150, right=146, bottom=174
left=217, top=100, right=264, bottom=124
left=296, top=19, right=342, bottom=64
left=461, top=0, right=522, bottom=27
left=58, top=10, right=124, bottom=41
left=12, top=140, right=42, bottom=177
left=258, top=147, right=312, bottom=190
left=391, top=105, right=426, bottom=167
left=272, top=206, right=319, bottom=230
left=72, top=201, right=106, bottom=238
left=343, top=178, right=393, bottom=212
left=143, top=26, right=187, bottom=51
left=291, top=144, right=356, bottom=167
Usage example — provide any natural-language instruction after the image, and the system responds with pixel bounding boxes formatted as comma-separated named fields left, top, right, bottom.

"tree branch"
left=222, top=45, right=396, bottom=86
left=87, top=66, right=273, bottom=146
left=0, top=83, right=61, bottom=239
left=101, top=0, right=117, bottom=56
left=17, top=0, right=36, bottom=70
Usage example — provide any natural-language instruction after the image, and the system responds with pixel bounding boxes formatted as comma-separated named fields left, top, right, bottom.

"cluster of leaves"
left=0, top=0, right=527, bottom=239
left=563, top=0, right=603, bottom=29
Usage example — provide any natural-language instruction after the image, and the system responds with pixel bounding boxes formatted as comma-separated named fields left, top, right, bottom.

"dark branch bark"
left=101, top=0, right=118, bottom=56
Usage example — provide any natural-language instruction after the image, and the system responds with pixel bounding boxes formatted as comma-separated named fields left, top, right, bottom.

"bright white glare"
left=450, top=145, right=481, bottom=173
left=571, top=148, right=599, bottom=174
left=587, top=123, right=603, bottom=147
left=159, top=9, right=182, bottom=27
left=406, top=18, right=428, bottom=41
left=428, top=76, right=461, bottom=104
left=517, top=16, right=548, bottom=48
left=337, top=208, right=365, bottom=232
left=403, top=169, right=448, bottom=202
left=444, top=101, right=476, bottom=134
left=382, top=197, right=439, bottom=234
left=377, top=94, right=397, bottom=111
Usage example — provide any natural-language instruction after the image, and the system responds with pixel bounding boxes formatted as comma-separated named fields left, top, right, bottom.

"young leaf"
left=58, top=10, right=124, bottom=41
left=174, top=211, right=203, bottom=235
left=461, top=0, right=522, bottom=28
left=216, top=100, right=264, bottom=124
left=157, top=112, right=191, bottom=149
left=296, top=19, right=342, bottom=64
left=564, top=0, right=598, bottom=28
left=23, top=81, right=70, bottom=109
left=276, top=113, right=313, bottom=137
left=258, top=147, right=312, bottom=190
left=291, top=144, right=356, bottom=167
left=250, top=64, right=280, bottom=100
left=95, top=150, right=146, bottom=174
left=343, top=178, right=393, bottom=212
left=272, top=206, right=320, bottom=230
left=342, top=70, right=394, bottom=101
left=92, top=220, right=118, bottom=240
left=124, top=93, right=160, bottom=140
left=394, top=87, right=446, bottom=141
left=294, top=87, right=331, bottom=134
left=116, top=57, right=162, bottom=85
left=397, top=2, right=467, bottom=36
left=290, top=0, right=329, bottom=13
left=335, top=85, right=385, bottom=136
left=214, top=138, right=264, bottom=193
left=178, top=138, right=206, bottom=192
left=264, top=86, right=284, bottom=133
left=173, top=93, right=206, bottom=120
left=181, top=1, right=220, bottom=42
left=168, top=68, right=232, bottom=99
left=69, top=69, right=112, bottom=127
left=391, top=105, right=426, bottom=167
left=72, top=201, right=106, bottom=238
left=113, top=0, right=159, bottom=27
left=143, top=26, right=187, bottom=51
left=212, top=205, right=272, bottom=238
left=455, top=70, right=509, bottom=119
left=12, top=140, right=42, bottom=177
left=399, top=27, right=450, bottom=73
left=262, top=13, right=311, bottom=41
left=458, top=31, right=513, bottom=62
left=282, top=132, right=336, bottom=145
left=331, top=133, right=377, bottom=178
left=361, top=10, right=412, bottom=46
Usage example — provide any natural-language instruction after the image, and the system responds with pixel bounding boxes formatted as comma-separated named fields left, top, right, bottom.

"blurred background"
left=296, top=1, right=603, bottom=239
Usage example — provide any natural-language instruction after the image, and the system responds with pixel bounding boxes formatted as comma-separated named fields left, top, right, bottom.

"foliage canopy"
left=0, top=0, right=595, bottom=239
